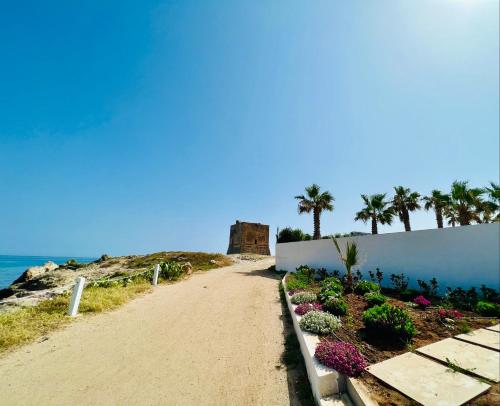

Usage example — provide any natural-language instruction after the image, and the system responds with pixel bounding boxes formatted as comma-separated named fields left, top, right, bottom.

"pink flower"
left=438, top=308, right=463, bottom=319
left=315, top=341, right=366, bottom=377
left=295, top=302, right=323, bottom=316
left=414, top=295, right=431, bottom=309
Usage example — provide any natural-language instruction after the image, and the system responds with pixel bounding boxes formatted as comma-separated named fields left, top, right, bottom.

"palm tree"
left=475, top=200, right=499, bottom=223
left=443, top=204, right=459, bottom=227
left=354, top=194, right=394, bottom=234
left=295, top=184, right=334, bottom=240
left=392, top=186, right=421, bottom=232
left=485, top=182, right=500, bottom=221
left=422, top=190, right=450, bottom=229
left=332, top=237, right=358, bottom=291
left=450, top=181, right=484, bottom=226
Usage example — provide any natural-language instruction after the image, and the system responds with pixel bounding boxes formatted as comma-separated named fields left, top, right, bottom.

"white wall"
left=276, top=223, right=500, bottom=292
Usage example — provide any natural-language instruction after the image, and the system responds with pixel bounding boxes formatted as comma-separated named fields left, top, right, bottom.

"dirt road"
left=0, top=258, right=291, bottom=405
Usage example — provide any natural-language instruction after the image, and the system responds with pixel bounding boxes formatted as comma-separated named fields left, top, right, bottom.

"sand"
left=0, top=257, right=290, bottom=405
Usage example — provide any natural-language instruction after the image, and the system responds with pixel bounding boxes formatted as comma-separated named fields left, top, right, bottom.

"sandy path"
left=0, top=258, right=290, bottom=406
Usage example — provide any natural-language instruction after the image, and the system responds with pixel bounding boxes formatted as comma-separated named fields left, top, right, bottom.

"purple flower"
left=315, top=341, right=367, bottom=377
left=295, top=302, right=323, bottom=316
left=414, top=295, right=431, bottom=309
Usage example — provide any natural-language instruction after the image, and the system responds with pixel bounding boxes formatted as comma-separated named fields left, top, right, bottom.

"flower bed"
left=282, top=268, right=500, bottom=405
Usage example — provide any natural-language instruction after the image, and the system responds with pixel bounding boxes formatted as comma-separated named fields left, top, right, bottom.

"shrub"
left=286, top=273, right=311, bottom=292
left=320, top=277, right=344, bottom=293
left=414, top=295, right=431, bottom=309
left=390, top=273, right=409, bottom=291
left=295, top=302, right=323, bottom=316
left=480, top=285, right=500, bottom=303
left=323, top=297, right=348, bottom=316
left=277, top=227, right=311, bottom=243
left=400, top=289, right=419, bottom=302
left=417, top=278, right=439, bottom=297
left=296, top=265, right=315, bottom=282
left=364, top=292, right=387, bottom=307
left=354, top=280, right=380, bottom=295
left=445, top=287, right=479, bottom=310
left=299, top=311, right=341, bottom=335
left=315, top=341, right=367, bottom=377
left=438, top=308, right=463, bottom=320
left=159, top=261, right=184, bottom=280
left=475, top=301, right=500, bottom=317
left=291, top=292, right=317, bottom=305
left=363, top=304, right=416, bottom=341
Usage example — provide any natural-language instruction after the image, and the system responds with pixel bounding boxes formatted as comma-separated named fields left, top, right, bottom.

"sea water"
left=0, top=255, right=96, bottom=289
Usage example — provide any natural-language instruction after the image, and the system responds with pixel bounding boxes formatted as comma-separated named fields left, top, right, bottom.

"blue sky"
left=0, top=0, right=498, bottom=257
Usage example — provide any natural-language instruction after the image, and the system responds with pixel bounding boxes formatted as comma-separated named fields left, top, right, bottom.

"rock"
left=209, top=259, right=217, bottom=265
left=12, top=261, right=58, bottom=284
left=182, top=262, right=193, bottom=275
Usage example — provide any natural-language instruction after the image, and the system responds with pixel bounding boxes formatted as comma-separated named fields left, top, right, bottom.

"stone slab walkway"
left=367, top=352, right=490, bottom=406
left=416, top=337, right=500, bottom=382
left=455, top=328, right=500, bottom=351
left=367, top=326, right=500, bottom=405
left=485, top=323, right=499, bottom=332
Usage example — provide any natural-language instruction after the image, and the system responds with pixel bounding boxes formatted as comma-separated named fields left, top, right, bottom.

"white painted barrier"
left=68, top=276, right=86, bottom=317
left=276, top=223, right=500, bottom=293
left=152, top=264, right=160, bottom=286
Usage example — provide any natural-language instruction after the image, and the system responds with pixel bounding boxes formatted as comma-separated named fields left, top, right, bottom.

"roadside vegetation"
left=0, top=252, right=233, bottom=354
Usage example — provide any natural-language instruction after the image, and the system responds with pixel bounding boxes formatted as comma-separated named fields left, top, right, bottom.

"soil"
left=329, top=293, right=499, bottom=405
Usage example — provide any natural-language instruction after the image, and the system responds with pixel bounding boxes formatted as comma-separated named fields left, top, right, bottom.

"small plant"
left=159, top=261, right=184, bottom=280
left=317, top=268, right=328, bottom=281
left=417, top=278, right=439, bottom=297
left=332, top=270, right=341, bottom=278
left=438, top=308, right=463, bottom=320
left=296, top=265, right=316, bottom=282
left=286, top=273, right=311, bottom=292
left=363, top=303, right=416, bottom=341
left=457, top=320, right=471, bottom=334
left=354, top=280, right=380, bottom=295
left=323, top=297, right=348, bottom=316
left=294, top=302, right=323, bottom=316
left=332, top=238, right=359, bottom=291
left=364, top=292, right=387, bottom=307
left=299, top=311, right=341, bottom=335
left=291, top=292, right=318, bottom=305
left=480, top=285, right=500, bottom=303
left=376, top=268, right=383, bottom=286
left=399, top=289, right=419, bottom=302
left=390, top=273, right=409, bottom=291
left=368, top=270, right=376, bottom=283
left=320, top=277, right=344, bottom=293
left=445, top=287, right=479, bottom=310
left=315, top=341, right=367, bottom=377
left=475, top=301, right=500, bottom=317
left=413, top=295, right=431, bottom=309
left=353, top=270, right=363, bottom=285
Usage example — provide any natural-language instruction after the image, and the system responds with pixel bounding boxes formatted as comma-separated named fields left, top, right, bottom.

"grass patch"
left=0, top=279, right=152, bottom=354
left=127, top=251, right=233, bottom=271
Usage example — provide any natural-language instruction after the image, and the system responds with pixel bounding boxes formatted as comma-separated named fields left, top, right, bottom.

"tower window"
left=255, top=239, right=257, bottom=244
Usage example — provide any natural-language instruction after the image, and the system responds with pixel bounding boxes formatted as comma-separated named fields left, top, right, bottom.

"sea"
left=0, top=255, right=97, bottom=289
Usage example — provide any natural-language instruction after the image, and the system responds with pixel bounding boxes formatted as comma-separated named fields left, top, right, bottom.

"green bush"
left=299, top=311, right=341, bottom=335
left=445, top=287, right=479, bottom=310
left=323, top=297, right=348, bottom=316
left=296, top=265, right=315, bottom=282
left=364, top=292, right=387, bottom=307
left=354, top=280, right=380, bottom=295
left=320, top=277, right=344, bottom=293
left=286, top=272, right=312, bottom=292
left=363, top=304, right=416, bottom=342
left=475, top=301, right=500, bottom=317
left=159, top=261, right=184, bottom=280
left=277, top=227, right=312, bottom=243
left=291, top=292, right=317, bottom=305
left=399, top=289, right=419, bottom=302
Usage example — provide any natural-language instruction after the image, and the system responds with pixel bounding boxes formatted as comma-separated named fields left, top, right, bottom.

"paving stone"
left=485, top=324, right=499, bottom=333
left=367, top=352, right=490, bottom=406
left=455, top=328, right=500, bottom=351
left=416, top=338, right=500, bottom=382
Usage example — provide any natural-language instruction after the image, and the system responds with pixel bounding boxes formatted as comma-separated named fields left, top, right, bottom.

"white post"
left=152, top=264, right=160, bottom=286
left=68, top=276, right=85, bottom=317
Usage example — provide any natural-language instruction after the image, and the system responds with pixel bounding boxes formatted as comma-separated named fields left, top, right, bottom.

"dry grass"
left=127, top=251, right=233, bottom=271
left=0, top=279, right=152, bottom=354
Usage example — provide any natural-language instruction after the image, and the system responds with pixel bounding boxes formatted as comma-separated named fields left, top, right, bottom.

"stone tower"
left=227, top=221, right=271, bottom=255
